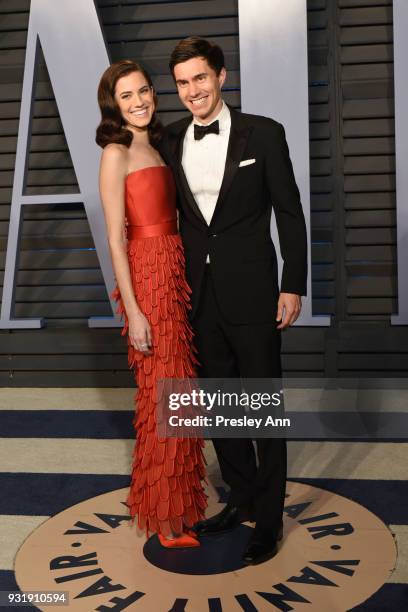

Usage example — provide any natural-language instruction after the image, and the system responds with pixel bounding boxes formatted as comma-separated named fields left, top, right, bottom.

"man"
left=163, top=37, right=307, bottom=565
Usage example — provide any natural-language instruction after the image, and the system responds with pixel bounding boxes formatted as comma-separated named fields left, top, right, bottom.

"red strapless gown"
left=112, top=165, right=207, bottom=537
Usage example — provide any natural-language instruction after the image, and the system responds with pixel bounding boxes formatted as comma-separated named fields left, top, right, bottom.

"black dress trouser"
left=192, top=265, right=287, bottom=540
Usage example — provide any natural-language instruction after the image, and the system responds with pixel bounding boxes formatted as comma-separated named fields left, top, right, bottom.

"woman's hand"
left=128, top=311, right=152, bottom=355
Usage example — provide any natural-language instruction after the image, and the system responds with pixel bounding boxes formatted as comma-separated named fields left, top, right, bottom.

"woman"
left=96, top=60, right=207, bottom=548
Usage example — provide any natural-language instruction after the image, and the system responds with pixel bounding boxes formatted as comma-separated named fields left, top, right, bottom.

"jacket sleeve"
left=265, top=122, right=308, bottom=296
left=156, top=128, right=171, bottom=165
left=158, top=127, right=183, bottom=212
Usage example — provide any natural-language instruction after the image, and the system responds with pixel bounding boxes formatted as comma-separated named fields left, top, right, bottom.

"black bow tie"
left=194, top=120, right=220, bottom=141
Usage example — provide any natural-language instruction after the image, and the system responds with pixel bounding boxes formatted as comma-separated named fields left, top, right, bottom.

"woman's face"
left=114, top=70, right=155, bottom=130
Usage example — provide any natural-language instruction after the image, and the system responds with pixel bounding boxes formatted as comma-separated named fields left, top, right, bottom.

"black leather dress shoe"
left=193, top=503, right=254, bottom=535
left=242, top=524, right=284, bottom=565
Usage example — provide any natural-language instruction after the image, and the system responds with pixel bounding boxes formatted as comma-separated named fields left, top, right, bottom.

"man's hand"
left=276, top=292, right=302, bottom=329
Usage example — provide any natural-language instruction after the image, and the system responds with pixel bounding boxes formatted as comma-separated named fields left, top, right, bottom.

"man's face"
left=173, top=57, right=226, bottom=124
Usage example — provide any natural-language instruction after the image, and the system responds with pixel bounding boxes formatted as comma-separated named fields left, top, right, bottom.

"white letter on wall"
left=238, top=0, right=329, bottom=325
left=0, top=0, right=119, bottom=328
left=391, top=0, right=408, bottom=325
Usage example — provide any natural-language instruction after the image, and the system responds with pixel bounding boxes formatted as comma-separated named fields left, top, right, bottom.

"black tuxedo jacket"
left=160, top=106, right=308, bottom=324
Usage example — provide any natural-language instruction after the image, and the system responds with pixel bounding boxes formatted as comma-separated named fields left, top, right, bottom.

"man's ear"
left=219, top=67, right=227, bottom=88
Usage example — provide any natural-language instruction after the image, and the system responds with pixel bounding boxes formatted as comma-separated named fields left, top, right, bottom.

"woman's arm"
left=99, top=144, right=152, bottom=353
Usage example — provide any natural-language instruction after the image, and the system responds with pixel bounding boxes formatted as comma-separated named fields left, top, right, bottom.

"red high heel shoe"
left=158, top=532, right=200, bottom=549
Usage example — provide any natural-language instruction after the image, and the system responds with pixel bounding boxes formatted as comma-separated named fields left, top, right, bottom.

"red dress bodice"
left=125, top=165, right=178, bottom=238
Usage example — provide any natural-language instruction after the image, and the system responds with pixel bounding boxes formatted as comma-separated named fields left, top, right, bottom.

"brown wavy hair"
left=96, top=60, right=162, bottom=149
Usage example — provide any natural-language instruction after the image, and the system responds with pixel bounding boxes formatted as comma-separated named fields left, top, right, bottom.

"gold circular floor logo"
left=15, top=481, right=396, bottom=611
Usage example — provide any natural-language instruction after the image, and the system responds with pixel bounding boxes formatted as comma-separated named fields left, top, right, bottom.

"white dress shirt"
left=182, top=101, right=231, bottom=264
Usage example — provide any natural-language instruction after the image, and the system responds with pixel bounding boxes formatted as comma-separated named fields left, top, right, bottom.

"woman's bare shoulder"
left=102, top=142, right=128, bottom=162
left=100, top=143, right=129, bottom=176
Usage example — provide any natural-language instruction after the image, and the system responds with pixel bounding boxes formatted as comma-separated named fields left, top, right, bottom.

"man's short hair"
left=169, top=36, right=225, bottom=77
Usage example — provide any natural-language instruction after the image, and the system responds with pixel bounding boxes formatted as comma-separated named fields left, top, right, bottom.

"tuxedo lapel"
left=209, top=107, right=252, bottom=227
left=170, top=121, right=207, bottom=225
left=169, top=107, right=252, bottom=227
